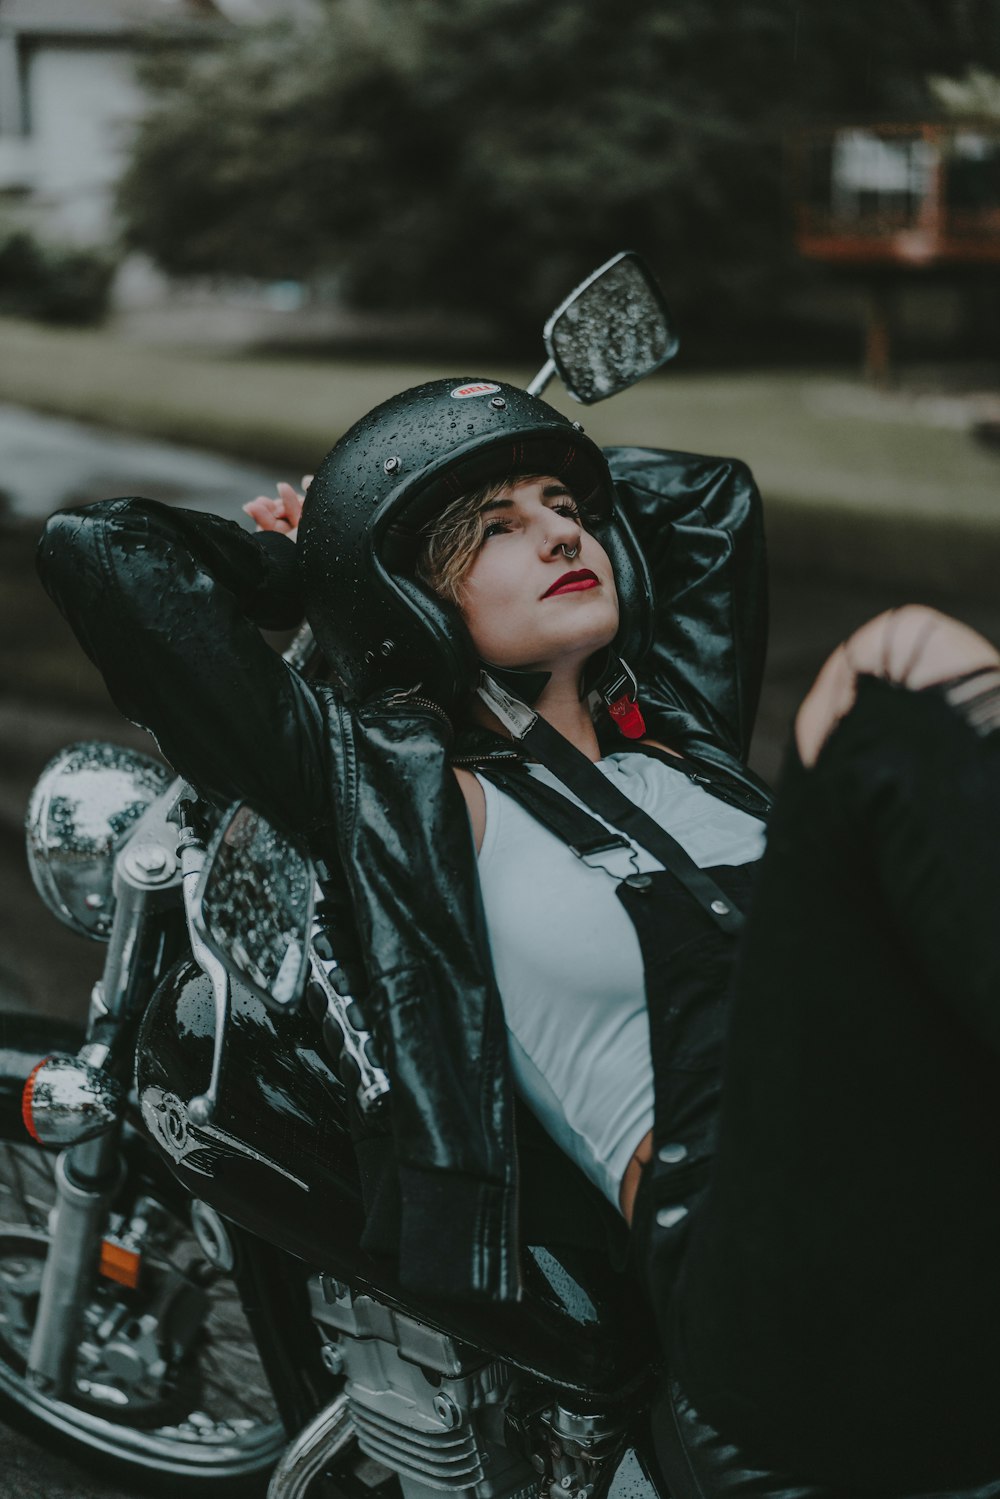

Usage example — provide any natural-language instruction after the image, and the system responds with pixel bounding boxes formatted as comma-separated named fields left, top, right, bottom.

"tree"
left=118, top=0, right=1000, bottom=339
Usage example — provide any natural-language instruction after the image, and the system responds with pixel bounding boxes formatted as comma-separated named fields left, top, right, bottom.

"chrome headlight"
left=25, top=742, right=172, bottom=941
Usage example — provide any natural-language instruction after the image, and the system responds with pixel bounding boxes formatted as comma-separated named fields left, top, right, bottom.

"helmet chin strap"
left=477, top=651, right=646, bottom=740
left=586, top=650, right=647, bottom=739
left=478, top=661, right=551, bottom=707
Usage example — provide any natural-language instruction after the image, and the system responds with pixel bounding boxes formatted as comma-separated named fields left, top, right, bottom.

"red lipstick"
left=542, top=569, right=599, bottom=599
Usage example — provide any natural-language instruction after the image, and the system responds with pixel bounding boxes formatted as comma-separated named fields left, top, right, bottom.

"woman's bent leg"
left=795, top=605, right=1000, bottom=770
left=664, top=610, right=1000, bottom=1492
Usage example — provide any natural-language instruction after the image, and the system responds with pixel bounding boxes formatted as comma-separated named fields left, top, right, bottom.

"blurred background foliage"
left=0, top=224, right=117, bottom=325
left=117, top=0, right=1000, bottom=346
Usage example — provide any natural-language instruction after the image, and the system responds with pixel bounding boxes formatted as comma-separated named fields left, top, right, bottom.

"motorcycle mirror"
left=194, top=803, right=314, bottom=1012
left=537, top=250, right=679, bottom=405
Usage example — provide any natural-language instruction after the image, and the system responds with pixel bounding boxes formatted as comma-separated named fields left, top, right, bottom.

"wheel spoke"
left=207, top=1339, right=266, bottom=1363
left=199, top=1368, right=274, bottom=1422
left=196, top=1342, right=273, bottom=1409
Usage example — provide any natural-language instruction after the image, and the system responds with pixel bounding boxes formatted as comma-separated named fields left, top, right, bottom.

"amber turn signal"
left=22, top=1054, right=121, bottom=1148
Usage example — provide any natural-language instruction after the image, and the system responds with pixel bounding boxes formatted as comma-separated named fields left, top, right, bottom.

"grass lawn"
left=0, top=317, right=480, bottom=469
left=1, top=317, right=998, bottom=593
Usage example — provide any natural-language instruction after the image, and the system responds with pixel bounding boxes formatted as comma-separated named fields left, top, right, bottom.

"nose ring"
left=559, top=543, right=579, bottom=560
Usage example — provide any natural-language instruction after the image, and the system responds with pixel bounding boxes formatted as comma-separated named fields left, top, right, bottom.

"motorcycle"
left=0, top=253, right=682, bottom=1498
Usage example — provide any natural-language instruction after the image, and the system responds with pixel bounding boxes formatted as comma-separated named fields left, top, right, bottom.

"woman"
left=38, top=377, right=1000, bottom=1497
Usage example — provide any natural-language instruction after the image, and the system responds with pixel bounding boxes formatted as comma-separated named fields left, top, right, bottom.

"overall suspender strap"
left=521, top=715, right=745, bottom=935
left=474, top=738, right=745, bottom=937
left=476, top=763, right=634, bottom=861
left=473, top=671, right=746, bottom=935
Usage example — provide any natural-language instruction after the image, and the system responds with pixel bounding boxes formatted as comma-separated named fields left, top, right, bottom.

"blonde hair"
left=415, top=474, right=545, bottom=605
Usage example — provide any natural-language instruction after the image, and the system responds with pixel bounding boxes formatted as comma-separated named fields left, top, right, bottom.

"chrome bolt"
left=134, top=844, right=168, bottom=874
left=490, top=396, right=507, bottom=410
left=710, top=899, right=730, bottom=915
left=125, top=842, right=175, bottom=883
left=384, top=456, right=401, bottom=474
left=572, top=421, right=585, bottom=431
left=433, top=1394, right=461, bottom=1429
left=379, top=639, right=395, bottom=657
left=321, top=1342, right=345, bottom=1376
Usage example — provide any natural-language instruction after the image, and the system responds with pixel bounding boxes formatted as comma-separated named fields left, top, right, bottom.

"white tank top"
left=474, top=752, right=766, bottom=1211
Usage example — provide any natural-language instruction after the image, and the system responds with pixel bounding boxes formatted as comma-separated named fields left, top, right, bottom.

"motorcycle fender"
left=0, top=1013, right=85, bottom=1142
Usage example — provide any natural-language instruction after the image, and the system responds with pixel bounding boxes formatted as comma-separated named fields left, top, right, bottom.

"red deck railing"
left=792, top=122, right=1000, bottom=267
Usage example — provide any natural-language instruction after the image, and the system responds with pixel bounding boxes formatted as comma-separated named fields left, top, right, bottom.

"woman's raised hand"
left=243, top=476, right=313, bottom=542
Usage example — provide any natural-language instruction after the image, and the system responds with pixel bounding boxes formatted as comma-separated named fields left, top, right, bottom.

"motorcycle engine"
left=309, top=1277, right=625, bottom=1499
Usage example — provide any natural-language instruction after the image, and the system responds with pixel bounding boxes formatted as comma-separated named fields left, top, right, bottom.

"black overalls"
left=478, top=747, right=756, bottom=1273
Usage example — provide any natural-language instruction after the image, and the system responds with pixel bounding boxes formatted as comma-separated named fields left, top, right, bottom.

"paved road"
left=0, top=1425, right=139, bottom=1499
left=1, top=405, right=999, bottom=1496
left=0, top=401, right=277, bottom=523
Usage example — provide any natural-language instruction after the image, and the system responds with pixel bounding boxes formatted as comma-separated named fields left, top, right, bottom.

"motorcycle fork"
left=27, top=823, right=182, bottom=1399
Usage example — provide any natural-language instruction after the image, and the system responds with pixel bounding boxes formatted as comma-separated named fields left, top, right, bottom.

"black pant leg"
left=663, top=676, right=1000, bottom=1492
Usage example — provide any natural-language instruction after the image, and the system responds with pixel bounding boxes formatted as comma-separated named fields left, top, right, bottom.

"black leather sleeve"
left=607, top=447, right=769, bottom=765
left=36, top=498, right=339, bottom=841
left=38, top=497, right=525, bottom=1303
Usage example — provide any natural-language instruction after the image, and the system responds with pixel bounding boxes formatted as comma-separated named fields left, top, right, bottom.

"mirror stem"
left=526, top=357, right=556, bottom=399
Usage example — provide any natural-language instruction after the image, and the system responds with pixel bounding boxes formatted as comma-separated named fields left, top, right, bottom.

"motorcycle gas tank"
left=136, top=958, right=366, bottom=1271
left=137, top=959, right=656, bottom=1393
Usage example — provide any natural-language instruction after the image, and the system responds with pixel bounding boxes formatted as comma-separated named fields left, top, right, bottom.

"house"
left=794, top=121, right=1000, bottom=269
left=0, top=0, right=225, bottom=247
left=790, top=120, right=1000, bottom=376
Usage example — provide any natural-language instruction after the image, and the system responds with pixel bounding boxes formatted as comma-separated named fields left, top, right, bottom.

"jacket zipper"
left=386, top=691, right=453, bottom=727
left=450, top=750, right=522, bottom=766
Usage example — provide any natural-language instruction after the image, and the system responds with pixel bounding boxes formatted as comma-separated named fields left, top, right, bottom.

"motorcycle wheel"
left=0, top=1139, right=287, bottom=1496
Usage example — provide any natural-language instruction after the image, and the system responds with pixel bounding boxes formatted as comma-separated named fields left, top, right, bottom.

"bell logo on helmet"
left=450, top=382, right=502, bottom=399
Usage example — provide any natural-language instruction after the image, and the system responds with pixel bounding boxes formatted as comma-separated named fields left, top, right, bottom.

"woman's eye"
left=482, top=520, right=511, bottom=541
left=553, top=502, right=582, bottom=521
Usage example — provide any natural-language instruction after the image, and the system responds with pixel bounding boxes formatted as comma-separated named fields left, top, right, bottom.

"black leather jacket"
left=37, top=445, right=771, bottom=1304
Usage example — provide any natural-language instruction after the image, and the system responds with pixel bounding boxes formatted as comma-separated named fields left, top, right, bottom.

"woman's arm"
left=608, top=446, right=768, bottom=763
left=37, top=497, right=340, bottom=841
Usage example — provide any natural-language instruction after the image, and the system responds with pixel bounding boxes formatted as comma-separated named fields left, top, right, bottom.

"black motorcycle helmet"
left=299, top=377, right=654, bottom=709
